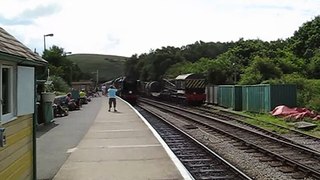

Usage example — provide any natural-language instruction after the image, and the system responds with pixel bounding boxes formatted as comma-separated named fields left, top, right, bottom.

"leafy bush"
left=303, top=80, right=320, bottom=112
left=309, top=98, right=320, bottom=113
left=50, top=75, right=70, bottom=94
left=277, top=73, right=320, bottom=112
left=239, top=56, right=282, bottom=85
left=44, top=80, right=54, bottom=92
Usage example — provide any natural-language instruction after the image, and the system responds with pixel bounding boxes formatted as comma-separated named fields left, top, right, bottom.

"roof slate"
left=0, top=27, right=47, bottom=65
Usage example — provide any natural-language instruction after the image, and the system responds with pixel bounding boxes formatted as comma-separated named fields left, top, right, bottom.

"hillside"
left=67, top=53, right=127, bottom=82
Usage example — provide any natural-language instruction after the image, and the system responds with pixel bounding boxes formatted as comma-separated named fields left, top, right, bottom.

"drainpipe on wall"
left=32, top=69, right=37, bottom=180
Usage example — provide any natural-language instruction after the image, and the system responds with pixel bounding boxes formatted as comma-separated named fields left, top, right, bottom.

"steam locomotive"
left=112, top=76, right=139, bottom=104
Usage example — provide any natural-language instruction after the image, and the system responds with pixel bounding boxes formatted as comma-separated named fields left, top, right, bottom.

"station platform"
left=53, top=97, right=192, bottom=180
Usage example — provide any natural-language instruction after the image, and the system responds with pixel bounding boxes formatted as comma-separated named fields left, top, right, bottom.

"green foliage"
left=264, top=73, right=304, bottom=106
left=124, top=54, right=139, bottom=79
left=307, top=50, right=320, bottom=78
left=44, top=80, right=54, bottom=92
left=309, top=98, right=320, bottom=113
left=181, top=41, right=234, bottom=62
left=42, top=45, right=86, bottom=85
left=276, top=57, right=300, bottom=75
left=42, top=46, right=64, bottom=66
left=240, top=69, right=263, bottom=85
left=239, top=56, right=282, bottom=84
left=129, top=42, right=232, bottom=81
left=271, top=74, right=320, bottom=112
left=184, top=58, right=212, bottom=73
left=213, top=53, right=242, bottom=84
left=165, top=61, right=192, bottom=79
left=290, top=16, right=320, bottom=58
left=149, top=46, right=185, bottom=80
left=302, top=80, right=320, bottom=112
left=50, top=75, right=70, bottom=93
left=230, top=39, right=267, bottom=65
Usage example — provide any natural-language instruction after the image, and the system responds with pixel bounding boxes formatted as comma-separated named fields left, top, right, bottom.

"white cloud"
left=1, top=0, right=320, bottom=56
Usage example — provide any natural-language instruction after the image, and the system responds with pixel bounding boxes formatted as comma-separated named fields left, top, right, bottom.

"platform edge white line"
left=120, top=98, right=194, bottom=180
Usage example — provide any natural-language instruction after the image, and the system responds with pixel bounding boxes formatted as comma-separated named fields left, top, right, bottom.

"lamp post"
left=232, top=63, right=237, bottom=84
left=91, top=70, right=99, bottom=87
left=69, top=62, right=75, bottom=85
left=43, top=33, right=54, bottom=51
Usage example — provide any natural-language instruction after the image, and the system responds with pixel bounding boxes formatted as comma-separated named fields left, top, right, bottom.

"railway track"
left=136, top=105, right=252, bottom=180
left=140, top=97, right=320, bottom=153
left=194, top=106, right=320, bottom=153
left=139, top=98, right=320, bottom=179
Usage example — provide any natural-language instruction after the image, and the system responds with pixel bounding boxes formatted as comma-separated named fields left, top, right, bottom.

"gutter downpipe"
left=32, top=63, right=48, bottom=180
left=33, top=69, right=37, bottom=180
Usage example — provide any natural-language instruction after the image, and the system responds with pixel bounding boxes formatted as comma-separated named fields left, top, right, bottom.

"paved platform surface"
left=53, top=97, right=191, bottom=180
left=37, top=95, right=103, bottom=180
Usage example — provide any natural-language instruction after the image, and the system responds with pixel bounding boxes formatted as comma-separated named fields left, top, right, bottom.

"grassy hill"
left=67, top=53, right=127, bottom=82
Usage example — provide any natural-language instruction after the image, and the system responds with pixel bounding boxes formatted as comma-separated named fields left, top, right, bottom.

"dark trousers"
left=109, top=98, right=116, bottom=109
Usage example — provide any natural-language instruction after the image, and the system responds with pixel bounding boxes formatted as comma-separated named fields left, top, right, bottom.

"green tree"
left=274, top=51, right=304, bottom=75
left=290, top=16, right=320, bottom=59
left=307, top=50, right=320, bottom=78
left=281, top=74, right=320, bottom=111
left=240, top=56, right=282, bottom=84
left=42, top=45, right=83, bottom=85
left=42, top=46, right=65, bottom=66
left=124, top=54, right=139, bottom=79
left=165, top=61, right=191, bottom=79
left=206, top=59, right=231, bottom=84
left=181, top=41, right=233, bottom=62
left=124, top=41, right=233, bottom=82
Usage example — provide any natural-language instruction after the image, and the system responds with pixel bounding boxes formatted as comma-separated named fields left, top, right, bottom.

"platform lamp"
left=43, top=33, right=54, bottom=51
left=91, top=70, right=99, bottom=87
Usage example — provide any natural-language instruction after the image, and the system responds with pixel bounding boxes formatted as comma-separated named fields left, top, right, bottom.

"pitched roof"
left=175, top=73, right=193, bottom=80
left=0, top=27, right=47, bottom=66
left=175, top=73, right=205, bottom=80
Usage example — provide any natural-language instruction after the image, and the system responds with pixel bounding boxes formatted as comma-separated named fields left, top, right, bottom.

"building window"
left=1, top=65, right=15, bottom=123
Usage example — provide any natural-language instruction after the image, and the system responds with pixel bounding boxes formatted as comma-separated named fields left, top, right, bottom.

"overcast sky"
left=1, top=0, right=319, bottom=57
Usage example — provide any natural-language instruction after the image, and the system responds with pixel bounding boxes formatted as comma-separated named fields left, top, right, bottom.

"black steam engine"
left=112, top=76, right=139, bottom=104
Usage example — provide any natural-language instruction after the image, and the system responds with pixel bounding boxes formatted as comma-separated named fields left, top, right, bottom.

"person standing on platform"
left=101, top=84, right=106, bottom=96
left=107, top=85, right=117, bottom=112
